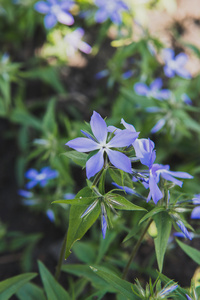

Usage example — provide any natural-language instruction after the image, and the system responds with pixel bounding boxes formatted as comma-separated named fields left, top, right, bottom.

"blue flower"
left=162, top=48, right=191, bottom=79
left=191, top=194, right=200, bottom=219
left=151, top=118, right=166, bottom=134
left=64, top=28, right=92, bottom=57
left=66, top=111, right=139, bottom=179
left=34, top=0, right=75, bottom=29
left=181, top=93, right=192, bottom=105
left=175, top=220, right=193, bottom=240
left=25, top=167, right=59, bottom=189
left=94, top=0, right=129, bottom=24
left=46, top=209, right=55, bottom=222
left=146, top=164, right=193, bottom=204
left=134, top=78, right=171, bottom=101
left=186, top=295, right=192, bottom=300
left=159, top=284, right=178, bottom=297
left=63, top=193, right=75, bottom=199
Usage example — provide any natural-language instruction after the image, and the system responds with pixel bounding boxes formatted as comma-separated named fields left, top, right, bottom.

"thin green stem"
left=54, top=230, right=68, bottom=281
left=122, top=219, right=153, bottom=280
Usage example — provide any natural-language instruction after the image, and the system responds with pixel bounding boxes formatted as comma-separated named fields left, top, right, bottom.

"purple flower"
left=46, top=209, right=55, bottom=222
left=25, top=167, right=59, bottom=189
left=186, top=295, right=192, bottom=300
left=34, top=0, right=74, bottom=29
left=176, top=220, right=193, bottom=240
left=63, top=193, right=75, bottom=200
left=95, top=69, right=109, bottom=80
left=64, top=28, right=92, bottom=57
left=181, top=93, right=192, bottom=105
left=133, top=138, right=156, bottom=168
left=134, top=78, right=171, bottom=101
left=191, top=194, right=200, bottom=219
left=18, top=189, right=33, bottom=198
left=66, top=111, right=139, bottom=179
left=151, top=118, right=166, bottom=133
left=146, top=164, right=193, bottom=204
left=162, top=48, right=191, bottom=79
left=94, top=0, right=129, bottom=24
left=159, top=284, right=178, bottom=297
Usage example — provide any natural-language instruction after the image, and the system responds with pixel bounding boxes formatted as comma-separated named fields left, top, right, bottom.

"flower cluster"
left=134, top=78, right=170, bottom=101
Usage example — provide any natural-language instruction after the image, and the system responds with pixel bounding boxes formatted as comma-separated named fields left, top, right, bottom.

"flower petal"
left=162, top=48, right=175, bottom=62
left=26, top=180, right=38, bottom=189
left=121, top=119, right=137, bottom=132
left=101, top=214, right=107, bottom=239
left=161, top=172, right=183, bottom=187
left=44, top=13, right=57, bottom=29
left=164, top=65, right=175, bottom=78
left=106, top=149, right=132, bottom=173
left=107, top=130, right=139, bottom=148
left=150, top=78, right=163, bottom=91
left=175, top=53, right=188, bottom=66
left=134, top=82, right=149, bottom=96
left=25, top=169, right=38, bottom=179
left=95, top=9, right=108, bottom=23
left=165, top=170, right=193, bottom=179
left=151, top=119, right=166, bottom=133
left=66, top=137, right=99, bottom=152
left=176, top=220, right=192, bottom=240
left=86, top=150, right=104, bottom=179
left=191, top=206, right=200, bottom=219
left=78, top=41, right=92, bottom=54
left=56, top=11, right=74, bottom=25
left=34, top=1, right=50, bottom=14
left=90, top=111, right=107, bottom=143
left=148, top=174, right=163, bottom=204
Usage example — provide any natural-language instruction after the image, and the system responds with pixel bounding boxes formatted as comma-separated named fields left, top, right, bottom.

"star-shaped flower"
left=66, top=111, right=139, bottom=179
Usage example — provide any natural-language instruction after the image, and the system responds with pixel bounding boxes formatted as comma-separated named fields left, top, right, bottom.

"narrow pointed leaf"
left=65, top=187, right=101, bottom=259
left=0, top=273, right=37, bottom=300
left=154, top=212, right=172, bottom=272
left=38, top=261, right=70, bottom=300
left=176, top=239, right=200, bottom=264
left=107, top=194, right=146, bottom=211
left=90, top=266, right=139, bottom=299
left=52, top=196, right=97, bottom=205
left=62, top=151, right=88, bottom=167
left=16, top=282, right=46, bottom=300
left=139, top=207, right=165, bottom=225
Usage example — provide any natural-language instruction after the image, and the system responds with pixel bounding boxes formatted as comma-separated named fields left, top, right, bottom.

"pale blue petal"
left=90, top=111, right=107, bottom=144
left=121, top=119, right=137, bottom=132
left=101, top=215, right=107, bottom=239
left=148, top=174, right=163, bottom=204
left=186, top=294, right=193, bottom=300
left=46, top=209, right=55, bottom=222
left=166, top=170, right=193, bottom=179
left=56, top=11, right=74, bottom=25
left=151, top=119, right=166, bottom=133
left=107, top=130, right=139, bottom=148
left=176, top=220, right=192, bottom=240
left=175, top=53, right=188, bottom=66
left=78, top=41, right=92, bottom=54
left=18, top=189, right=33, bottom=198
left=66, top=137, right=99, bottom=152
left=107, top=125, right=121, bottom=134
left=134, top=82, right=149, bottom=96
left=106, top=149, right=132, bottom=173
left=158, top=89, right=171, bottom=100
left=34, top=1, right=50, bottom=14
left=191, top=206, right=200, bottom=219
left=161, top=172, right=183, bottom=187
left=175, top=68, right=191, bottom=79
left=110, top=11, right=122, bottom=24
left=163, top=48, right=174, bottom=62
left=44, top=13, right=57, bottom=29
left=164, top=65, right=175, bottom=78
left=86, top=150, right=104, bottom=179
left=60, top=1, right=74, bottom=10
left=26, top=180, right=38, bottom=189
left=150, top=78, right=162, bottom=91
left=25, top=169, right=38, bottom=179
left=95, top=9, right=108, bottom=23
left=181, top=93, right=192, bottom=105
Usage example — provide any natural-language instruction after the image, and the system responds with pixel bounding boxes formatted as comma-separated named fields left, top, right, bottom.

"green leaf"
left=53, top=196, right=97, bottom=205
left=65, top=187, right=101, bottom=259
left=62, top=151, right=88, bottom=167
left=0, top=273, right=37, bottom=300
left=139, top=207, right=165, bottom=225
left=106, top=193, right=146, bottom=211
left=109, top=169, right=133, bottom=188
left=154, top=211, right=172, bottom=272
left=42, top=98, right=57, bottom=134
left=38, top=261, right=70, bottom=300
left=73, top=241, right=97, bottom=264
left=90, top=265, right=139, bottom=299
left=16, top=282, right=46, bottom=300
left=96, top=231, right=117, bottom=264
left=85, top=290, right=107, bottom=300
left=10, top=109, right=42, bottom=131
left=176, top=239, right=200, bottom=264
left=62, top=264, right=114, bottom=291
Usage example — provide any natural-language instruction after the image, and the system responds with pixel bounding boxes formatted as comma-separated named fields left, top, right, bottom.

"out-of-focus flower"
left=151, top=118, right=166, bottom=134
left=46, top=209, right=55, bottom=222
left=186, top=294, right=193, bottom=300
left=181, top=93, right=192, bottom=105
left=134, top=78, right=171, bottom=101
left=25, top=167, right=59, bottom=189
left=64, top=28, right=92, bottom=57
left=34, top=0, right=75, bottom=29
left=66, top=111, right=139, bottom=179
left=175, top=220, right=193, bottom=240
left=94, top=0, right=129, bottom=24
left=63, top=193, right=75, bottom=199
left=95, top=69, right=109, bottom=80
left=158, top=283, right=178, bottom=298
left=162, top=48, right=191, bottom=79
left=191, top=194, right=200, bottom=219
